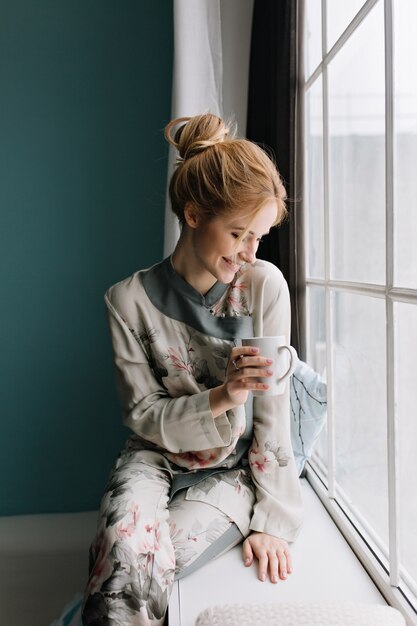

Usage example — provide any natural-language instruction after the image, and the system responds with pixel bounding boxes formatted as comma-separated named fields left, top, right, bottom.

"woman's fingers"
left=229, top=351, right=274, bottom=379
left=242, top=538, right=254, bottom=567
left=277, top=548, right=288, bottom=580
left=243, top=533, right=292, bottom=583
left=236, top=366, right=273, bottom=379
left=257, top=553, right=269, bottom=582
left=230, top=346, right=258, bottom=366
left=285, top=546, right=293, bottom=574
left=231, top=346, right=259, bottom=357
left=233, top=354, right=271, bottom=368
left=258, top=549, right=290, bottom=583
left=267, top=551, right=279, bottom=583
left=225, top=347, right=275, bottom=403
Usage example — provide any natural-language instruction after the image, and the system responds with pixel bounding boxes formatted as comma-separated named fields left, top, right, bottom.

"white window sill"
left=169, top=478, right=387, bottom=626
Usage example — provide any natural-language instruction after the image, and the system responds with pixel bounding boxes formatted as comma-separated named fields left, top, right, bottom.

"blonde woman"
left=82, top=114, right=303, bottom=625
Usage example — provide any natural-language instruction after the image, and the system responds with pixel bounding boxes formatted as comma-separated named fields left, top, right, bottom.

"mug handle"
left=276, top=345, right=298, bottom=382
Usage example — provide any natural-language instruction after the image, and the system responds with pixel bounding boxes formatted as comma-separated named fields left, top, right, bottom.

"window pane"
left=305, top=77, right=325, bottom=279
left=397, top=303, right=417, bottom=589
left=394, top=0, right=417, bottom=289
left=327, top=0, right=368, bottom=51
left=307, top=284, right=327, bottom=375
left=333, top=292, right=388, bottom=547
left=307, top=285, right=328, bottom=476
left=305, top=0, right=322, bottom=78
left=328, top=2, right=385, bottom=284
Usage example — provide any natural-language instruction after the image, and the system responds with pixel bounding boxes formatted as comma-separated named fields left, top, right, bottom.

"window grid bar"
left=384, top=0, right=400, bottom=588
left=305, top=0, right=380, bottom=90
left=306, top=278, right=417, bottom=304
left=321, top=0, right=336, bottom=500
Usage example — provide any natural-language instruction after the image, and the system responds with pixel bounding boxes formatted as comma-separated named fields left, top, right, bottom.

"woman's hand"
left=209, top=346, right=274, bottom=417
left=242, top=532, right=292, bottom=583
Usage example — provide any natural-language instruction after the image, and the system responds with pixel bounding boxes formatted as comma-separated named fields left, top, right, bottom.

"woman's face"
left=187, top=200, right=278, bottom=292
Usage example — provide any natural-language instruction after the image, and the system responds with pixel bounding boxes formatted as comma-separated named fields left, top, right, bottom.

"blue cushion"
left=290, top=360, right=327, bottom=475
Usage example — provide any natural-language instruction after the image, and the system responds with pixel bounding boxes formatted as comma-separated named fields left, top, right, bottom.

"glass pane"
left=307, top=285, right=328, bottom=475
left=394, top=0, right=417, bottom=289
left=307, top=285, right=327, bottom=376
left=305, top=0, right=322, bottom=78
left=328, top=2, right=385, bottom=284
left=397, top=303, right=417, bottom=589
left=327, top=0, right=368, bottom=51
left=305, top=77, right=325, bottom=279
left=333, top=292, right=388, bottom=547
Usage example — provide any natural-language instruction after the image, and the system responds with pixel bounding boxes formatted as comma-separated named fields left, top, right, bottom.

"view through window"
left=303, top=0, right=417, bottom=620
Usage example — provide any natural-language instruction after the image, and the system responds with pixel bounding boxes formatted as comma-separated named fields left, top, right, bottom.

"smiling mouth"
left=223, top=257, right=242, bottom=271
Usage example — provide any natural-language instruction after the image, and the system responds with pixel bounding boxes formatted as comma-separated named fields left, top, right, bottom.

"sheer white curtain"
left=163, top=0, right=254, bottom=257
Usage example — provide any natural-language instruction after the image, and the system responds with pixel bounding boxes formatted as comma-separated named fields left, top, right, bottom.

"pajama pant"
left=81, top=450, right=246, bottom=626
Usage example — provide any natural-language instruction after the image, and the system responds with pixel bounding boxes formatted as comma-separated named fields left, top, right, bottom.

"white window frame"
left=302, top=1, right=417, bottom=624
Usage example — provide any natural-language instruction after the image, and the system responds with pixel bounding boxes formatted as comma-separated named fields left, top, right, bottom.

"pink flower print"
left=140, top=520, right=162, bottom=553
left=131, top=503, right=139, bottom=521
left=154, top=521, right=162, bottom=551
left=116, top=522, right=135, bottom=539
left=188, top=534, right=198, bottom=542
left=249, top=447, right=276, bottom=474
left=169, top=449, right=220, bottom=469
left=115, top=502, right=140, bottom=540
left=169, top=522, right=184, bottom=544
left=194, top=450, right=218, bottom=463
left=167, top=347, right=193, bottom=374
left=136, top=550, right=154, bottom=578
left=226, top=281, right=248, bottom=312
left=86, top=530, right=114, bottom=595
left=209, top=268, right=249, bottom=317
left=232, top=424, right=245, bottom=438
left=265, top=440, right=291, bottom=467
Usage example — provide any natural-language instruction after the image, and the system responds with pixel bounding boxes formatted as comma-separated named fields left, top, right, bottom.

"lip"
left=222, top=256, right=242, bottom=272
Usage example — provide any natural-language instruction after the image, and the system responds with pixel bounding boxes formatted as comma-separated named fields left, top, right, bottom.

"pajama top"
left=104, top=255, right=303, bottom=542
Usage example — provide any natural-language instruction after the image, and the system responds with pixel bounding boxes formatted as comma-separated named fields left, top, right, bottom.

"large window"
left=303, top=1, right=417, bottom=622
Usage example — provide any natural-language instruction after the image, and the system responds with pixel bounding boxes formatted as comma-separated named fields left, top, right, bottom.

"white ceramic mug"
left=241, top=335, right=298, bottom=396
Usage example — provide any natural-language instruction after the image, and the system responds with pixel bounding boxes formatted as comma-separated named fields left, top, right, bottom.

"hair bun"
left=165, top=113, right=233, bottom=160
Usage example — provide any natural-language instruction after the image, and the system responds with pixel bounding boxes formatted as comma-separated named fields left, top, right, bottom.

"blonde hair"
left=164, top=113, right=287, bottom=227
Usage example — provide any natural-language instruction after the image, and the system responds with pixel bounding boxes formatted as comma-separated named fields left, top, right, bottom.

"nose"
left=238, top=239, right=257, bottom=264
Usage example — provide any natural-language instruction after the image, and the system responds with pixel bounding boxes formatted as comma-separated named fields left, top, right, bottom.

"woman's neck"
left=171, top=236, right=217, bottom=296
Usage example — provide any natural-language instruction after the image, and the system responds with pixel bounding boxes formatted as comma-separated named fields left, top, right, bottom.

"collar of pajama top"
left=140, top=255, right=254, bottom=341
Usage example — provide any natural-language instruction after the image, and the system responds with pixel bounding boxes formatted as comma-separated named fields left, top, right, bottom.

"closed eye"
left=231, top=232, right=265, bottom=243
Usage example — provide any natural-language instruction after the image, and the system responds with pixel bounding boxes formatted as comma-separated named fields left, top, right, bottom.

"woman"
left=82, top=113, right=303, bottom=625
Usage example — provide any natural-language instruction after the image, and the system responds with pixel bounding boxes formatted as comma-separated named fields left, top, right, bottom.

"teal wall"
left=0, top=1, right=173, bottom=515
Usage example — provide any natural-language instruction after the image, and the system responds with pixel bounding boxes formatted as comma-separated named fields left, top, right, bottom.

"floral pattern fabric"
left=82, top=452, right=248, bottom=625
left=83, top=257, right=304, bottom=623
left=103, top=257, right=303, bottom=537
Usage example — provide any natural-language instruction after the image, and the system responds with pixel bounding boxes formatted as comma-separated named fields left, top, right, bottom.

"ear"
left=183, top=203, right=200, bottom=229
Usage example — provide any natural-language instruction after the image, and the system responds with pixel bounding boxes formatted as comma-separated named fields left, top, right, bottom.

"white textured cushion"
left=195, top=601, right=406, bottom=626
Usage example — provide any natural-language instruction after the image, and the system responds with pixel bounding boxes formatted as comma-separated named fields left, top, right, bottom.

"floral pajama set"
left=82, top=256, right=303, bottom=625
